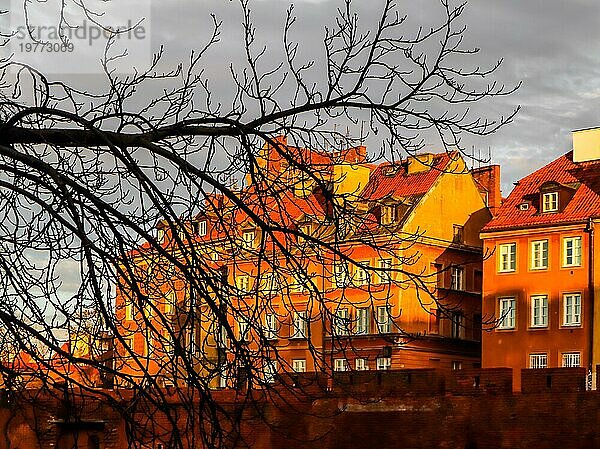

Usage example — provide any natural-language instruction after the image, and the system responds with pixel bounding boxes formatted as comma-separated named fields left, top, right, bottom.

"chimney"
left=471, top=165, right=502, bottom=214
left=572, top=127, right=600, bottom=163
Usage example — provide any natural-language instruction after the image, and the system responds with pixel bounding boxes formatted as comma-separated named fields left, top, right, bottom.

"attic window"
left=381, top=205, right=396, bottom=225
left=194, top=220, right=207, bottom=236
left=542, top=192, right=559, bottom=213
left=519, top=203, right=530, bottom=211
left=382, top=165, right=399, bottom=176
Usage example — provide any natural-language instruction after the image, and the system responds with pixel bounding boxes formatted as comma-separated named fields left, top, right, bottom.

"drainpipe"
left=584, top=218, right=595, bottom=388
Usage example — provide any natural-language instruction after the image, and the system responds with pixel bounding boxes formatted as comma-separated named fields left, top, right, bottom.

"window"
left=381, top=205, right=395, bottom=225
left=354, top=264, right=370, bottom=286
left=529, top=353, right=547, bottom=369
left=196, top=220, right=207, bottom=236
left=264, top=360, right=278, bottom=383
left=333, top=308, right=350, bottom=336
left=355, top=358, right=368, bottom=371
left=563, top=237, right=582, bottom=267
left=498, top=243, right=517, bottom=272
left=451, top=361, right=463, bottom=370
left=431, top=262, right=444, bottom=288
left=292, top=359, right=306, bottom=373
left=219, top=367, right=228, bottom=388
left=236, top=275, right=251, bottom=294
left=334, top=359, right=349, bottom=372
left=531, top=295, right=548, bottom=328
left=355, top=308, right=370, bottom=335
left=377, top=306, right=392, bottom=334
left=125, top=300, right=133, bottom=321
left=498, top=297, right=516, bottom=329
left=429, top=308, right=440, bottom=334
left=450, top=312, right=464, bottom=339
left=377, top=258, right=393, bottom=284
left=333, top=262, right=349, bottom=288
left=290, top=272, right=304, bottom=293
left=261, top=272, right=280, bottom=293
left=453, top=225, right=464, bottom=244
left=562, top=352, right=581, bottom=368
left=450, top=266, right=465, bottom=291
left=144, top=300, right=153, bottom=318
left=164, top=291, right=175, bottom=315
left=376, top=357, right=391, bottom=370
left=211, top=251, right=219, bottom=262
left=264, top=314, right=278, bottom=340
left=542, top=192, right=559, bottom=212
left=531, top=240, right=549, bottom=269
left=242, top=230, right=256, bottom=249
left=162, top=330, right=173, bottom=356
left=238, top=316, right=250, bottom=341
left=563, top=293, right=582, bottom=326
left=292, top=311, right=307, bottom=338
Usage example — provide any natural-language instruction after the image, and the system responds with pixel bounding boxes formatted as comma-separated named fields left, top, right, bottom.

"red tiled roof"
left=482, top=151, right=600, bottom=232
left=361, top=152, right=455, bottom=201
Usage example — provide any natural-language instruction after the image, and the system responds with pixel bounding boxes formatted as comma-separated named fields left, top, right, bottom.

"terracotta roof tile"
left=483, top=151, right=600, bottom=232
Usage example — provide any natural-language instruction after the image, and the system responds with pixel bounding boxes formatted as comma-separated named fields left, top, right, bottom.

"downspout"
left=585, top=218, right=595, bottom=388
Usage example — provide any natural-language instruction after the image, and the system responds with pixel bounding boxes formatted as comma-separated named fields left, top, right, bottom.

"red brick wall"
left=2, top=368, right=600, bottom=449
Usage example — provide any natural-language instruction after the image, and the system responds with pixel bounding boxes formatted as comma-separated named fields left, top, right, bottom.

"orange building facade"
left=114, top=137, right=499, bottom=388
left=481, top=127, right=600, bottom=390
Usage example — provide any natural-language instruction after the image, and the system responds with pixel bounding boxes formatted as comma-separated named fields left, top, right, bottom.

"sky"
left=140, top=0, right=600, bottom=196
left=7, top=0, right=600, bottom=195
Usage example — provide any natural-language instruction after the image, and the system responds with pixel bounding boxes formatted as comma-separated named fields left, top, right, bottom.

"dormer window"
left=194, top=220, right=207, bottom=236
left=242, top=230, right=256, bottom=249
left=542, top=192, right=559, bottom=212
left=381, top=205, right=396, bottom=225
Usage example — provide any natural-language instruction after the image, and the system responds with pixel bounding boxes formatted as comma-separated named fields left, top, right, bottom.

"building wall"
left=482, top=224, right=591, bottom=390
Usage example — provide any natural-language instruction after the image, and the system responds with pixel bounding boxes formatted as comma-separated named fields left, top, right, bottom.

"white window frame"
left=498, top=243, right=517, bottom=272
left=376, top=357, right=391, bottom=370
left=530, top=240, right=549, bottom=270
left=125, top=300, right=133, bottom=321
left=530, top=295, right=548, bottom=328
left=292, top=311, right=307, bottom=339
left=333, top=262, right=350, bottom=288
left=334, top=359, right=349, bottom=372
left=197, top=220, right=207, bottom=236
left=355, top=307, right=370, bottom=335
left=355, top=358, right=368, bottom=371
left=529, top=353, right=547, bottom=369
left=333, top=308, right=350, bottom=336
left=264, top=360, right=278, bottom=384
left=498, top=297, right=516, bottom=329
left=376, top=306, right=392, bottom=334
left=563, top=236, right=582, bottom=267
left=377, top=258, right=393, bottom=284
left=542, top=191, right=559, bottom=212
left=292, top=359, right=306, bottom=373
left=562, top=352, right=581, bottom=368
left=353, top=263, right=370, bottom=286
left=242, top=230, right=256, bottom=249
left=264, top=313, right=278, bottom=340
left=164, top=290, right=175, bottom=315
left=236, top=275, right=250, bottom=294
left=238, top=316, right=250, bottom=341
left=563, top=293, right=582, bottom=326
left=451, top=312, right=465, bottom=339
left=450, top=266, right=465, bottom=291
